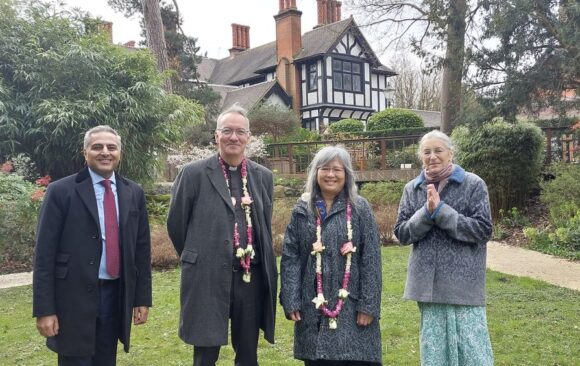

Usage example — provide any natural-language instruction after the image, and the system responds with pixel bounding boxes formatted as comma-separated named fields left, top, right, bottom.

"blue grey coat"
left=280, top=195, right=382, bottom=363
left=394, top=165, right=492, bottom=306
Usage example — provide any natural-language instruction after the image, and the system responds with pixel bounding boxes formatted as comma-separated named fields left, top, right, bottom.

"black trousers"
left=58, top=279, right=120, bottom=366
left=193, top=266, right=264, bottom=366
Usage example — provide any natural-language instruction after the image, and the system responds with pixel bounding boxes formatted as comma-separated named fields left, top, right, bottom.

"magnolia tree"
left=167, top=135, right=268, bottom=170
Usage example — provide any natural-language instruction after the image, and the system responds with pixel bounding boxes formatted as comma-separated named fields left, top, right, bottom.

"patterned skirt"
left=418, top=302, right=494, bottom=366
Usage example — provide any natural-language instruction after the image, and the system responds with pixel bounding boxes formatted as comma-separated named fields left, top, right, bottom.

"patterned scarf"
left=424, top=163, right=455, bottom=193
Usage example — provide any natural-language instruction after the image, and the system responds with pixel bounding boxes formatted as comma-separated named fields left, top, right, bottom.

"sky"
left=64, top=0, right=347, bottom=60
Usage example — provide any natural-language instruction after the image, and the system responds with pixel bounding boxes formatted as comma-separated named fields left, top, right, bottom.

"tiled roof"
left=221, top=80, right=283, bottom=111
left=199, top=18, right=396, bottom=86
left=206, top=42, right=277, bottom=85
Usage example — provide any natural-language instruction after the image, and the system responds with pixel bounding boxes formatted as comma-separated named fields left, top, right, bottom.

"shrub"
left=372, top=203, right=400, bottom=245
left=367, top=109, right=424, bottom=131
left=540, top=163, right=580, bottom=227
left=385, top=147, right=421, bottom=169
left=524, top=163, right=580, bottom=260
left=0, top=1, right=203, bottom=182
left=328, top=119, right=365, bottom=134
left=452, top=120, right=545, bottom=216
left=0, top=169, right=47, bottom=274
left=524, top=213, right=580, bottom=260
left=150, top=224, right=179, bottom=270
left=498, top=207, right=530, bottom=228
left=248, top=103, right=300, bottom=142
left=360, top=182, right=406, bottom=205
left=271, top=197, right=297, bottom=256
left=146, top=194, right=171, bottom=225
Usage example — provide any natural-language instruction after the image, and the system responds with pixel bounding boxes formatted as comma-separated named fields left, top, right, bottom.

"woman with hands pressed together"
left=395, top=130, right=494, bottom=366
left=280, top=146, right=382, bottom=366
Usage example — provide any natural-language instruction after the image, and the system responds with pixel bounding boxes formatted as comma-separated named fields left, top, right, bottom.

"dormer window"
left=333, top=58, right=362, bottom=93
left=308, top=63, right=318, bottom=91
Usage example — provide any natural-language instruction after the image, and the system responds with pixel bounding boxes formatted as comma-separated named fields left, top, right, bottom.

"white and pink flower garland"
left=311, top=200, right=356, bottom=329
left=219, top=156, right=255, bottom=283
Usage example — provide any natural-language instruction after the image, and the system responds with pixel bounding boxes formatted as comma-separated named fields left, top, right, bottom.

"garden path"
left=486, top=241, right=579, bottom=291
left=0, top=243, right=578, bottom=291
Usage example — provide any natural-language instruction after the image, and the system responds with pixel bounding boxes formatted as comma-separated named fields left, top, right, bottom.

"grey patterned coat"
left=394, top=165, right=492, bottom=306
left=280, top=194, right=382, bottom=363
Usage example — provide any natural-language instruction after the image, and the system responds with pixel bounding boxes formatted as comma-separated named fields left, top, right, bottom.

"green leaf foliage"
left=248, top=103, right=300, bottom=142
left=360, top=181, right=406, bottom=205
left=328, top=118, right=365, bottom=134
left=0, top=0, right=204, bottom=183
left=367, top=109, right=424, bottom=131
left=452, top=120, right=545, bottom=216
left=540, top=163, right=580, bottom=227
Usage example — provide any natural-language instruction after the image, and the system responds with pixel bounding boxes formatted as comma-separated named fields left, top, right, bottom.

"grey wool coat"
left=280, top=194, right=382, bottom=363
left=394, top=165, right=492, bottom=306
left=167, top=154, right=277, bottom=346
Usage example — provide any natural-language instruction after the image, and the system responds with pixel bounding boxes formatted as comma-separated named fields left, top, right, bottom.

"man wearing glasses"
left=167, top=104, right=277, bottom=366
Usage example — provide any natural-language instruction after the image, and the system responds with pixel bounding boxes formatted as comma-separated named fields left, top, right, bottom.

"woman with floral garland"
left=280, top=145, right=382, bottom=365
left=395, top=130, right=494, bottom=365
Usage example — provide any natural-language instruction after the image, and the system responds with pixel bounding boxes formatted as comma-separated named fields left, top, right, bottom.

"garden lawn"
left=1, top=247, right=578, bottom=365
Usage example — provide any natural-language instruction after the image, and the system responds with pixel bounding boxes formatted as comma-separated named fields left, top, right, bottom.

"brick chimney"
left=229, top=23, right=250, bottom=56
left=123, top=40, right=136, bottom=48
left=274, top=0, right=302, bottom=112
left=316, top=0, right=342, bottom=26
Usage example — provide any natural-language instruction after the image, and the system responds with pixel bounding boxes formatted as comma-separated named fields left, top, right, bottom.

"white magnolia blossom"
left=167, top=135, right=268, bottom=169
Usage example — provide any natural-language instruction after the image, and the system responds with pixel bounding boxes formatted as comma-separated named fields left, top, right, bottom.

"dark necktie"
left=100, top=179, right=120, bottom=278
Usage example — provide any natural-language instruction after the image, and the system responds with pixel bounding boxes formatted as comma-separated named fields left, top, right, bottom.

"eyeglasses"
left=217, top=128, right=250, bottom=137
left=318, top=166, right=345, bottom=175
left=422, top=148, right=447, bottom=157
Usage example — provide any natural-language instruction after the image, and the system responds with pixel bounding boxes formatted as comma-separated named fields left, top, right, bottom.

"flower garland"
left=311, top=200, right=356, bottom=329
left=218, top=156, right=255, bottom=283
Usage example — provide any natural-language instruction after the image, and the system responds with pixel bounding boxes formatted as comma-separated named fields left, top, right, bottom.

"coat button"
left=224, top=240, right=230, bottom=245
left=91, top=234, right=98, bottom=239
left=89, top=259, right=95, bottom=265
left=222, top=263, right=229, bottom=269
left=87, top=285, right=94, bottom=292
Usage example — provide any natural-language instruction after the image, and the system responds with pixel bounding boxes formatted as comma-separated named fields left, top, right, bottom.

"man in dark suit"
left=33, top=125, right=152, bottom=366
left=167, top=104, right=277, bottom=366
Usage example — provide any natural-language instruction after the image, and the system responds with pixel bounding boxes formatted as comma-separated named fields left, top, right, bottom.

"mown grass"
left=1, top=247, right=578, bottom=365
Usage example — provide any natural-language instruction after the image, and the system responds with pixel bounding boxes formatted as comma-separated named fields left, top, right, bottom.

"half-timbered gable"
left=197, top=1, right=396, bottom=132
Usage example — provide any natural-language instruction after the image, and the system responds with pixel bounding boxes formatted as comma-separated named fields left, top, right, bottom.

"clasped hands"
left=427, top=184, right=440, bottom=213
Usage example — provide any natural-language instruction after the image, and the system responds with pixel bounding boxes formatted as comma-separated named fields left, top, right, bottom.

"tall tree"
left=470, top=0, right=579, bottom=120
left=347, top=0, right=474, bottom=132
left=0, top=0, right=203, bottom=181
left=141, top=0, right=171, bottom=92
left=440, top=0, right=466, bottom=132
left=389, top=53, right=441, bottom=110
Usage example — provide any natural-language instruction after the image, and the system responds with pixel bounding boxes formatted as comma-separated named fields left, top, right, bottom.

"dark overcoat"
left=33, top=167, right=152, bottom=357
left=167, top=154, right=277, bottom=346
left=280, top=195, right=382, bottom=363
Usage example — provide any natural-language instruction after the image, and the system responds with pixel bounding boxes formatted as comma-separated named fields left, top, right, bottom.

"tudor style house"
left=197, top=0, right=396, bottom=131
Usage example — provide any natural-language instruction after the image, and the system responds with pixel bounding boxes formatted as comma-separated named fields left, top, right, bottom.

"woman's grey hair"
left=83, top=125, right=122, bottom=150
left=417, top=130, right=455, bottom=161
left=304, top=145, right=359, bottom=213
left=216, top=103, right=250, bottom=130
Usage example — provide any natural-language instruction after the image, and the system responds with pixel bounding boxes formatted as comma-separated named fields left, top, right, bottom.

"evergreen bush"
left=540, top=163, right=580, bottom=227
left=367, top=109, right=424, bottom=131
left=328, top=119, right=365, bottom=134
left=451, top=120, right=545, bottom=216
